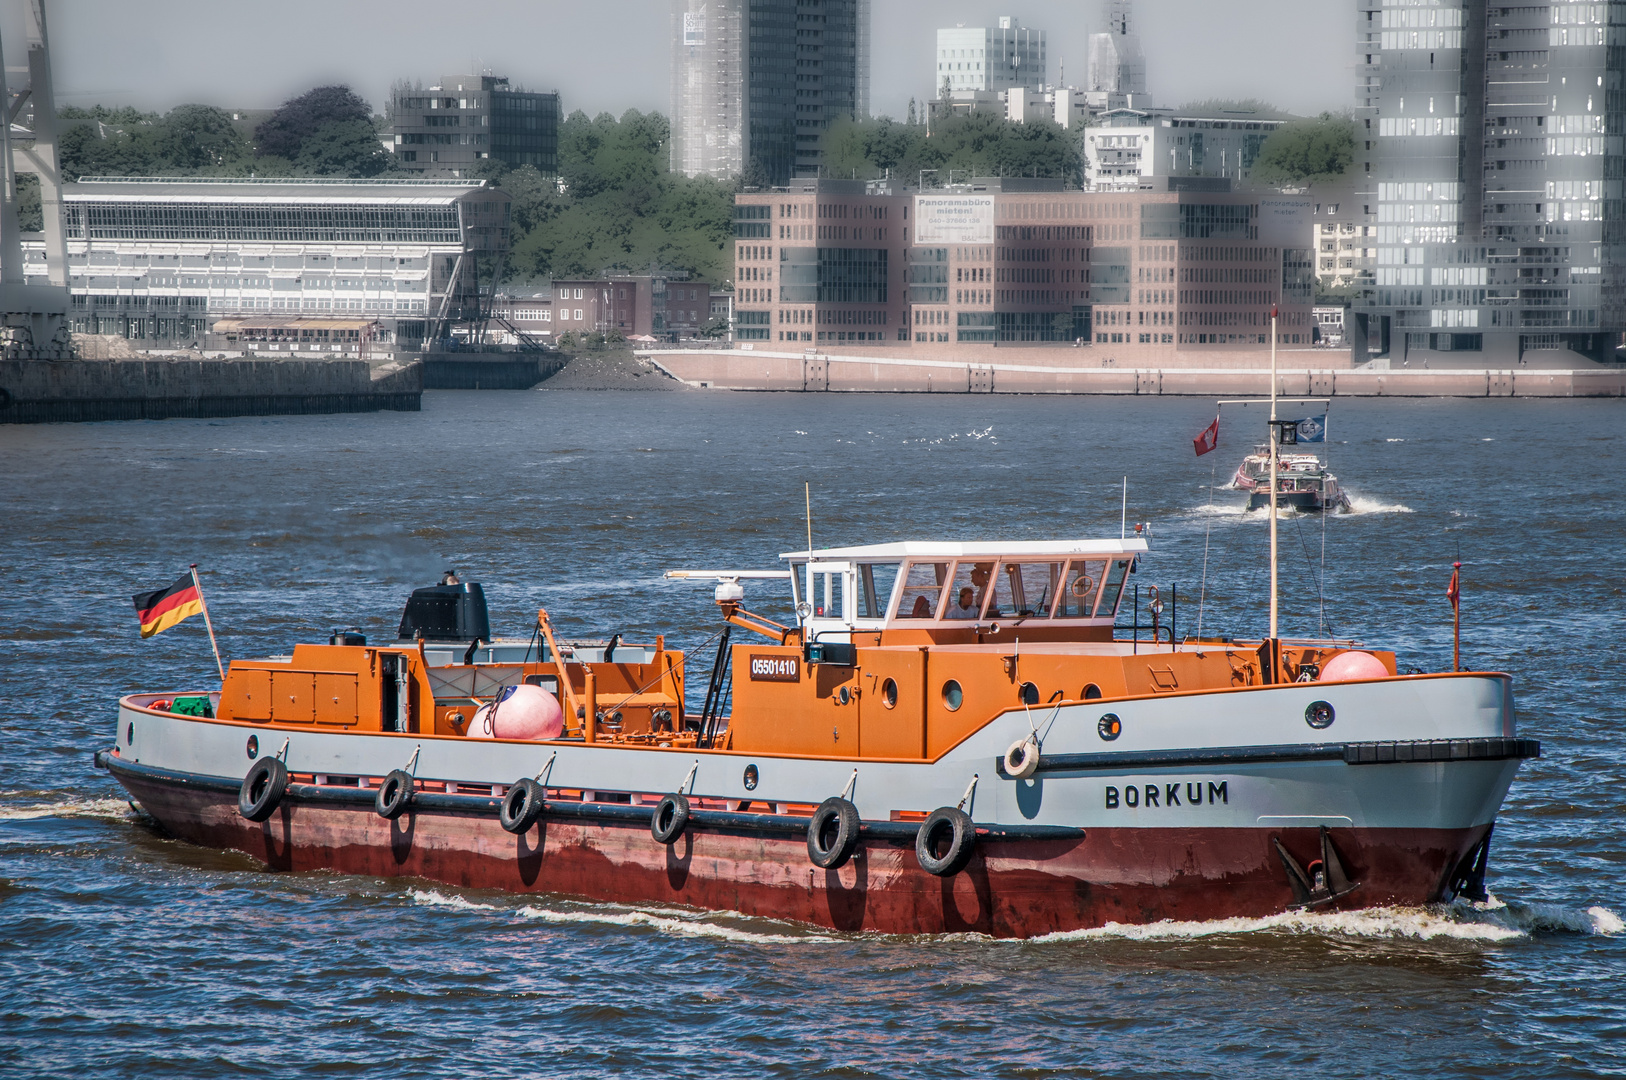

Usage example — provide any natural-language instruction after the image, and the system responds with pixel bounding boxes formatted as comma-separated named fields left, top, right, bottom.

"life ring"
left=915, top=807, right=975, bottom=876
left=806, top=796, right=860, bottom=869
left=1004, top=736, right=1040, bottom=780
left=650, top=792, right=691, bottom=845
left=1070, top=575, right=1096, bottom=598
left=238, top=757, right=288, bottom=822
left=499, top=777, right=545, bottom=833
left=375, top=769, right=414, bottom=820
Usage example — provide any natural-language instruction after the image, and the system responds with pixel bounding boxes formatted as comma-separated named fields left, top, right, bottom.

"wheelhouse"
left=782, top=539, right=1150, bottom=644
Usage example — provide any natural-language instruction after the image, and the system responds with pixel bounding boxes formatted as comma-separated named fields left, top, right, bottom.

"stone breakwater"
left=640, top=348, right=1626, bottom=398
left=0, top=356, right=422, bottom=424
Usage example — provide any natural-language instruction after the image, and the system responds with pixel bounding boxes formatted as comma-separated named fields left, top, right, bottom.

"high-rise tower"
left=671, top=0, right=870, bottom=186
left=1355, top=0, right=1624, bottom=363
left=1087, top=0, right=1149, bottom=109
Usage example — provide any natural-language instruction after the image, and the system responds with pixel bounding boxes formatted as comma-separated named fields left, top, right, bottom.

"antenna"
left=1120, top=476, right=1128, bottom=539
left=1268, top=307, right=1280, bottom=671
left=805, top=482, right=814, bottom=555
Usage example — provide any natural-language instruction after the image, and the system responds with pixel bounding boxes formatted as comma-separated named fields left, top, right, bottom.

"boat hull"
left=109, top=759, right=1491, bottom=937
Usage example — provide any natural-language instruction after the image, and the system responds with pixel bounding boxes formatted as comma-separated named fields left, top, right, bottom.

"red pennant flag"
left=1193, top=414, right=1220, bottom=456
left=1447, top=562, right=1461, bottom=612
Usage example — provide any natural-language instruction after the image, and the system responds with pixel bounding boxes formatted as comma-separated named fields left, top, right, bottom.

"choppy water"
left=2, top=391, right=1623, bottom=1078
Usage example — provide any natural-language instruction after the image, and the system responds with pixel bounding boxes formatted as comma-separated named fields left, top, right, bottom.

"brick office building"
left=731, top=178, right=1316, bottom=358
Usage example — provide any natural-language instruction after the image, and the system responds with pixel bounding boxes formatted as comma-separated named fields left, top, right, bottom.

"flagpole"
left=1452, top=561, right=1462, bottom=672
left=1268, top=308, right=1279, bottom=678
left=190, top=564, right=226, bottom=684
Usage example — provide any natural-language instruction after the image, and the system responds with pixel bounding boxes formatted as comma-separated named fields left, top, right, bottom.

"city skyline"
left=19, top=0, right=1349, bottom=126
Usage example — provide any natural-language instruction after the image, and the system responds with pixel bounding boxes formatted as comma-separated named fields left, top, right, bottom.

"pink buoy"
left=465, top=703, right=497, bottom=738
left=1318, top=650, right=1391, bottom=682
left=489, top=684, right=565, bottom=741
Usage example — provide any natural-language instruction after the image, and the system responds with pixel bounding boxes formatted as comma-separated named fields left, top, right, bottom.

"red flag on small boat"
left=1192, top=414, right=1220, bottom=456
left=1447, top=562, right=1461, bottom=612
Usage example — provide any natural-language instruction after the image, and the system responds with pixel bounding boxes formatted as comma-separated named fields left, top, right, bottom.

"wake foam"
left=410, top=889, right=831, bottom=944
left=0, top=797, right=138, bottom=822
left=1030, top=895, right=1622, bottom=945
left=1344, top=494, right=1414, bottom=515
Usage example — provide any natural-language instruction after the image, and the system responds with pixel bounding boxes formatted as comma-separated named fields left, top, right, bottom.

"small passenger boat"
left=99, top=536, right=1535, bottom=937
left=1233, top=444, right=1353, bottom=513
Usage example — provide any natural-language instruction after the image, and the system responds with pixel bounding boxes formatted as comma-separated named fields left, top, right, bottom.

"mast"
left=1268, top=307, right=1279, bottom=657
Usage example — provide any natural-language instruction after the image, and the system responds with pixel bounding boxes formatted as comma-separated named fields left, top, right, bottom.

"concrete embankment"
left=640, top=348, right=1626, bottom=398
left=0, top=356, right=422, bottom=424
left=418, top=352, right=566, bottom=390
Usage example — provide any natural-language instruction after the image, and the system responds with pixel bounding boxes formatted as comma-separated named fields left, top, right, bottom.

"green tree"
left=154, top=104, right=250, bottom=171
left=1251, top=113, right=1356, bottom=186
left=255, top=85, right=372, bottom=160
left=293, top=119, right=396, bottom=177
left=502, top=109, right=733, bottom=286
left=818, top=112, right=1083, bottom=188
left=15, top=174, right=42, bottom=231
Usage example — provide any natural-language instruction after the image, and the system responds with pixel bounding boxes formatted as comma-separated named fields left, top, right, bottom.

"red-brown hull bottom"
left=119, top=776, right=1487, bottom=938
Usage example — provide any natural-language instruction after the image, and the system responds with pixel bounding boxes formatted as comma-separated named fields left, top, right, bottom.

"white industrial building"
left=1083, top=110, right=1287, bottom=190
left=21, top=176, right=509, bottom=350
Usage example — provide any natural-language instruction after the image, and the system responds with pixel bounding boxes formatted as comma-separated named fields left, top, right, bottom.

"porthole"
left=127, top=722, right=135, bottom=746
left=1018, top=682, right=1039, bottom=706
left=743, top=764, right=759, bottom=790
left=245, top=734, right=258, bottom=758
left=1083, top=683, right=1103, bottom=700
left=1305, top=700, right=1336, bottom=730
left=837, top=686, right=851, bottom=705
left=942, top=680, right=963, bottom=711
left=1098, top=713, right=1122, bottom=741
left=881, top=678, right=898, bottom=709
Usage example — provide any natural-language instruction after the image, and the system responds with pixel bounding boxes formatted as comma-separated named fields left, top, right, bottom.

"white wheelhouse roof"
left=780, top=539, right=1150, bottom=562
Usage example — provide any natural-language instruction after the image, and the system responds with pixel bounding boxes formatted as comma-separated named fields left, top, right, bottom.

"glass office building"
left=1355, top=0, right=1625, bottom=363
left=672, top=0, right=870, bottom=185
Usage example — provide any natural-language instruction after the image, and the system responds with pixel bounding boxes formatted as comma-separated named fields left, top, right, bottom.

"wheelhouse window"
left=945, top=561, right=995, bottom=618
left=894, top=562, right=948, bottom=618
left=989, top=561, right=1062, bottom=618
left=858, top=563, right=900, bottom=619
left=1098, top=558, right=1132, bottom=616
left=1055, top=560, right=1107, bottom=617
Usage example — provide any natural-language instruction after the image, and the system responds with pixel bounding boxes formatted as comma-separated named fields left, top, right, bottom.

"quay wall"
left=418, top=353, right=567, bottom=390
left=640, top=349, right=1626, bottom=399
left=0, top=357, right=422, bottom=424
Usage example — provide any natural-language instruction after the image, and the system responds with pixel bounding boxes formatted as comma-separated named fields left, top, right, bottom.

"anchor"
left=1273, top=826, right=1361, bottom=909
left=1447, top=824, right=1494, bottom=903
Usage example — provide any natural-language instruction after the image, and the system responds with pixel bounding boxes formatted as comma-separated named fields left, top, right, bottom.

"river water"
left=2, top=390, right=1622, bottom=1078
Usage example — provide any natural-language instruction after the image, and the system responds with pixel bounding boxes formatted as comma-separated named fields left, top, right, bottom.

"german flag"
left=133, top=572, right=204, bottom=638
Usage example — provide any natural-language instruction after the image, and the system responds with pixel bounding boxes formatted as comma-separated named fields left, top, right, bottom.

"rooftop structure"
left=391, top=75, right=560, bottom=176
left=672, top=0, right=870, bottom=186
left=25, top=176, right=510, bottom=350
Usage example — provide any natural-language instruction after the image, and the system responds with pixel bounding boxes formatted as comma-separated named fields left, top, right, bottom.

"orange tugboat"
left=99, top=534, right=1536, bottom=937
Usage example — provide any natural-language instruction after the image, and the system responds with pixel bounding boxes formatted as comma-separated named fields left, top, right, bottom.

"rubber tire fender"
left=375, top=769, right=415, bottom=820
left=238, top=757, right=289, bottom=822
left=916, top=807, right=976, bottom=876
left=1004, top=737, right=1040, bottom=780
left=650, top=792, right=691, bottom=845
left=806, top=796, right=861, bottom=869
left=499, top=777, right=546, bottom=834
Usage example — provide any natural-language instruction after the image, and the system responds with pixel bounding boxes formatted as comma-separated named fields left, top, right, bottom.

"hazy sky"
left=18, top=0, right=1350, bottom=121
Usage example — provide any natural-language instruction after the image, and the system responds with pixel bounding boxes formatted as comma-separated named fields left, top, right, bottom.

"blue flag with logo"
left=1293, top=414, right=1328, bottom=443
